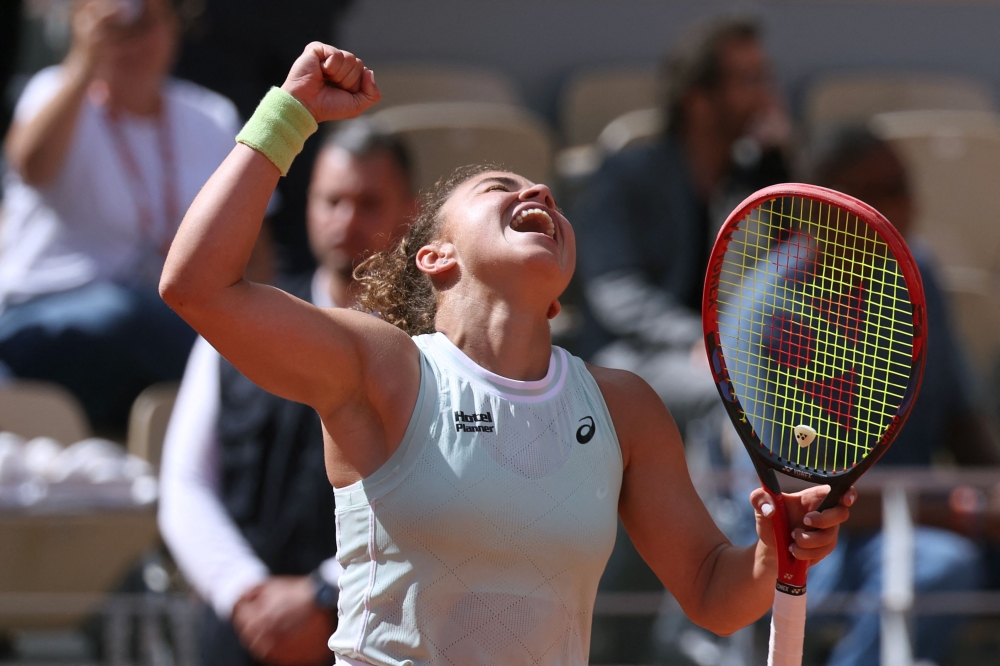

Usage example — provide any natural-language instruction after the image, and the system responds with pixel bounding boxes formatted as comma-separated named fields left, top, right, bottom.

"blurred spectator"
left=0, top=0, right=240, bottom=435
left=0, top=0, right=22, bottom=138
left=797, top=125, right=998, bottom=666
left=574, top=17, right=791, bottom=664
left=648, top=125, right=1000, bottom=666
left=174, top=0, right=354, bottom=276
left=158, top=121, right=416, bottom=666
left=807, top=125, right=999, bottom=468
left=573, top=16, right=790, bottom=435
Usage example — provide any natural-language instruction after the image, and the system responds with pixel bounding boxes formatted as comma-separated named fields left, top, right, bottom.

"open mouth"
left=510, top=207, right=556, bottom=240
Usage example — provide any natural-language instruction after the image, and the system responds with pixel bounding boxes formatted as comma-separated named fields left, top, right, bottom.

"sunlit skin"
left=230, top=146, right=417, bottom=665
left=159, top=42, right=855, bottom=639
left=420, top=173, right=575, bottom=380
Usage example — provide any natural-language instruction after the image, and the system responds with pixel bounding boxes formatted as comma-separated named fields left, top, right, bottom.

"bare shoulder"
left=586, top=363, right=682, bottom=468
left=314, top=307, right=423, bottom=485
left=320, top=306, right=422, bottom=405
left=586, top=364, right=661, bottom=410
left=324, top=305, right=419, bottom=355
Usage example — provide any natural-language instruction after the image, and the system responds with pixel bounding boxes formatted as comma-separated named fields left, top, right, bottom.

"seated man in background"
left=798, top=125, right=997, bottom=666
left=573, top=15, right=790, bottom=436
left=158, top=121, right=416, bottom=666
left=0, top=0, right=239, bottom=435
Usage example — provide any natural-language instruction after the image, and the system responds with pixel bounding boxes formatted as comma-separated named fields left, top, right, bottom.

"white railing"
left=2, top=469, right=1000, bottom=665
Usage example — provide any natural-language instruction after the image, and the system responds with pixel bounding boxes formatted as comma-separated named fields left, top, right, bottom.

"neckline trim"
left=429, top=332, right=568, bottom=402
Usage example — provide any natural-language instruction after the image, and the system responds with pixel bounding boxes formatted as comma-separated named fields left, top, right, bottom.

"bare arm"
left=591, top=366, right=852, bottom=636
left=159, top=44, right=419, bottom=482
left=4, top=1, right=119, bottom=185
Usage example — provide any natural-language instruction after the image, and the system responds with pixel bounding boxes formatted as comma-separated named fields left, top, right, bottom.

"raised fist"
left=281, top=43, right=381, bottom=123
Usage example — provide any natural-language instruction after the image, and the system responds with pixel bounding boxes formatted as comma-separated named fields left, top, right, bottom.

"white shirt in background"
left=0, top=66, right=240, bottom=311
left=158, top=270, right=340, bottom=619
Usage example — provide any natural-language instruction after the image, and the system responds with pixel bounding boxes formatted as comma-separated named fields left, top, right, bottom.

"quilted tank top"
left=330, top=332, right=623, bottom=666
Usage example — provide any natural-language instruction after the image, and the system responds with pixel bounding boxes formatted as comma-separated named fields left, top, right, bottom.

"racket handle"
left=764, top=488, right=809, bottom=588
left=767, top=588, right=807, bottom=666
left=816, top=484, right=848, bottom=513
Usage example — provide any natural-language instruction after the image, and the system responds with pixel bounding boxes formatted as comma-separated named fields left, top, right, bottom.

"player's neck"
left=434, top=291, right=553, bottom=382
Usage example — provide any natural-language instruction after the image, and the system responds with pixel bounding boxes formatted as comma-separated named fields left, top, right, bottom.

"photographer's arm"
left=4, top=1, right=118, bottom=185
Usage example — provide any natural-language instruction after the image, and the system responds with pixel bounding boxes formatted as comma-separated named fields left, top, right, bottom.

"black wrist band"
left=309, top=569, right=340, bottom=612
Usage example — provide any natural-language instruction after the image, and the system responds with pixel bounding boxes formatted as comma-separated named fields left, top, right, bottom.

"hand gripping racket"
left=702, top=184, right=927, bottom=666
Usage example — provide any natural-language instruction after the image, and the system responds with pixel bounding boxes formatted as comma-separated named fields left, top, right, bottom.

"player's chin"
left=510, top=247, right=573, bottom=277
left=510, top=237, right=561, bottom=260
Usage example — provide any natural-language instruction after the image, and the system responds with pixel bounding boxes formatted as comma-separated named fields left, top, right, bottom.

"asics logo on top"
left=454, top=410, right=495, bottom=433
left=576, top=416, right=596, bottom=444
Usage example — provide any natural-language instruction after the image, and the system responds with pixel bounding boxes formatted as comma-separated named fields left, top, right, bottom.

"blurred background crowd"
left=3, top=0, right=1000, bottom=665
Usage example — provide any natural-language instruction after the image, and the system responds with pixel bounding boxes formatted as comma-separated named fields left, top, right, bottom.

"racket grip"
left=816, top=485, right=848, bottom=513
left=764, top=488, right=809, bottom=588
left=767, top=588, right=807, bottom=666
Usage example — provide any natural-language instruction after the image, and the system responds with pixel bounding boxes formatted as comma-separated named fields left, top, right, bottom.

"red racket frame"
left=702, top=183, right=927, bottom=588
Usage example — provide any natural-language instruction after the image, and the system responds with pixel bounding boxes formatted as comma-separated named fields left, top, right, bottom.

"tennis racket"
left=702, top=184, right=927, bottom=666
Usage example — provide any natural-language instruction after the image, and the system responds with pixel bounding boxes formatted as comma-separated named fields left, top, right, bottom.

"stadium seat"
left=872, top=110, right=1000, bottom=369
left=371, top=102, right=554, bottom=191
left=367, top=63, right=520, bottom=109
left=0, top=381, right=90, bottom=445
left=0, top=386, right=158, bottom=631
left=939, top=287, right=1000, bottom=375
left=597, top=107, right=665, bottom=154
left=805, top=73, right=996, bottom=137
left=555, top=107, right=664, bottom=181
left=0, top=511, right=159, bottom=629
left=560, top=66, right=660, bottom=147
left=126, top=382, right=180, bottom=470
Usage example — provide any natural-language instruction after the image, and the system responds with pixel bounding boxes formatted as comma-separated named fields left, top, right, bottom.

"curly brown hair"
left=353, top=163, right=503, bottom=335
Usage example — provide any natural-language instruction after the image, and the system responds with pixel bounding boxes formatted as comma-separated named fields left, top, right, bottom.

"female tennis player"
left=160, top=43, right=855, bottom=665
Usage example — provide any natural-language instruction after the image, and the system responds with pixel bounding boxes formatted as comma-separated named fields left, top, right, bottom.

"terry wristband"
left=236, top=87, right=318, bottom=176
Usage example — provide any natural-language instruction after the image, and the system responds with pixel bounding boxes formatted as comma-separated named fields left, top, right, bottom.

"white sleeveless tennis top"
left=329, top=332, right=623, bottom=666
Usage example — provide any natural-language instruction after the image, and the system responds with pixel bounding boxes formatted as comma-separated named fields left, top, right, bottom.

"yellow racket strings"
left=714, top=197, right=914, bottom=473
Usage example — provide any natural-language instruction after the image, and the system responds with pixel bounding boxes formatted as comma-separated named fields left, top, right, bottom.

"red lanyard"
left=105, top=105, right=179, bottom=257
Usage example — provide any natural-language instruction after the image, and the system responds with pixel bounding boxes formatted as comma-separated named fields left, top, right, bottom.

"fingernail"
left=761, top=503, right=773, bottom=517
left=803, top=515, right=813, bottom=526
left=788, top=545, right=794, bottom=553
